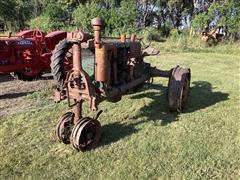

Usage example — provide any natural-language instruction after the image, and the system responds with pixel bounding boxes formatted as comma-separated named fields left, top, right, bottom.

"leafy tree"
left=192, top=0, right=240, bottom=39
left=191, top=12, right=209, bottom=30
left=73, top=0, right=137, bottom=35
left=29, top=2, right=67, bottom=31
left=0, top=0, right=17, bottom=30
left=0, top=0, right=239, bottom=40
left=73, top=2, right=104, bottom=33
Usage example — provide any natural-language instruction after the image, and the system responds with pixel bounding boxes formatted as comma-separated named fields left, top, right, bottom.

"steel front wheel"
left=55, top=112, right=74, bottom=144
left=71, top=117, right=101, bottom=151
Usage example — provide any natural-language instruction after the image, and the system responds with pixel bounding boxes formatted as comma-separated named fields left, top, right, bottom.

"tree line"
left=0, top=0, right=239, bottom=39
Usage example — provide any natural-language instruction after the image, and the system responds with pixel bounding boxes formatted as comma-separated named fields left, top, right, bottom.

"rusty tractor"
left=51, top=17, right=191, bottom=151
left=0, top=29, right=68, bottom=80
left=201, top=27, right=224, bottom=46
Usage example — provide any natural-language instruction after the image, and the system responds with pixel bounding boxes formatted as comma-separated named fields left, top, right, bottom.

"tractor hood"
left=0, top=37, right=34, bottom=49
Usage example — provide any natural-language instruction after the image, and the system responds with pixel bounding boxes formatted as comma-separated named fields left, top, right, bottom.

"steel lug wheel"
left=55, top=112, right=74, bottom=144
left=168, top=66, right=191, bottom=112
left=71, top=117, right=101, bottom=151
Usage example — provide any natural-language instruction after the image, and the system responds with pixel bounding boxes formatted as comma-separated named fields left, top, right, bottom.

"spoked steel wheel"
left=71, top=117, right=101, bottom=151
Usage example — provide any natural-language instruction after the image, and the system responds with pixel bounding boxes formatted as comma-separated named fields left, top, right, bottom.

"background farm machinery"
left=201, top=27, right=225, bottom=46
left=0, top=29, right=68, bottom=80
left=51, top=17, right=191, bottom=151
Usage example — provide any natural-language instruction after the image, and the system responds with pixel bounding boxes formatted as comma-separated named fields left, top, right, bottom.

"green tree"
left=73, top=2, right=104, bottom=33
left=0, top=0, right=17, bottom=30
left=192, top=0, right=240, bottom=39
left=29, top=2, right=67, bottom=31
left=73, top=0, right=137, bottom=35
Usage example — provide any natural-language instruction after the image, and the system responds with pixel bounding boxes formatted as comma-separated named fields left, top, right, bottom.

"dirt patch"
left=0, top=74, right=53, bottom=119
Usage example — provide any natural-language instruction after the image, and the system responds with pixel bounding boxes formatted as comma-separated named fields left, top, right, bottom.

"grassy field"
left=0, top=40, right=240, bottom=179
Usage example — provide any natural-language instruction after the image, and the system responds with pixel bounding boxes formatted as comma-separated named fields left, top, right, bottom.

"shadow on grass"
left=100, top=81, right=229, bottom=146
left=130, top=81, right=229, bottom=125
left=0, top=74, right=53, bottom=83
left=100, top=122, right=139, bottom=147
left=0, top=91, right=34, bottom=99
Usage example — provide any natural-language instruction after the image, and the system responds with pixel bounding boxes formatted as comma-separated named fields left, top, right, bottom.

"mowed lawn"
left=0, top=44, right=239, bottom=179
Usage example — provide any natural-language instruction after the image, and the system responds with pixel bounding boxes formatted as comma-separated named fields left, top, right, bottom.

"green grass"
left=0, top=42, right=240, bottom=179
left=154, top=34, right=240, bottom=55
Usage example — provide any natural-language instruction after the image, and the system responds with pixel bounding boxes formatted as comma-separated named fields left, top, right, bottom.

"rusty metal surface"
left=72, top=43, right=82, bottom=73
left=168, top=66, right=191, bottom=112
left=95, top=45, right=111, bottom=84
left=73, top=101, right=83, bottom=124
left=120, top=34, right=126, bottom=43
left=150, top=67, right=171, bottom=78
left=51, top=17, right=191, bottom=151
left=54, top=89, right=67, bottom=102
left=55, top=112, right=74, bottom=144
left=67, top=31, right=93, bottom=42
left=91, top=17, right=103, bottom=47
left=142, top=46, right=160, bottom=56
left=201, top=27, right=224, bottom=46
left=130, top=42, right=141, bottom=58
left=71, top=117, right=101, bottom=151
left=66, top=70, right=98, bottom=111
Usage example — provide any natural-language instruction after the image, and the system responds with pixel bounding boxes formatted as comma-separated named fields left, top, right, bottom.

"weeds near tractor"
left=0, top=43, right=240, bottom=179
left=155, top=34, right=240, bottom=55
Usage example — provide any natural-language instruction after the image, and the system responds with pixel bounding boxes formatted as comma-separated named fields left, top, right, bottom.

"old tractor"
left=0, top=29, right=68, bottom=80
left=51, top=17, right=191, bottom=151
left=201, top=27, right=225, bottom=46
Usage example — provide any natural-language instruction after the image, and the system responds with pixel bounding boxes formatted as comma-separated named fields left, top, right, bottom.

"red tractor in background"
left=0, top=29, right=68, bottom=80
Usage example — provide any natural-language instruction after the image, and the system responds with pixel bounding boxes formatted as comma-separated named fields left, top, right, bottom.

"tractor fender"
left=45, top=31, right=67, bottom=51
left=16, top=30, right=46, bottom=39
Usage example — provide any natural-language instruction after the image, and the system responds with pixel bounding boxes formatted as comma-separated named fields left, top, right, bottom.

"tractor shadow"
left=100, top=81, right=229, bottom=146
left=0, top=74, right=53, bottom=83
left=130, top=81, right=229, bottom=125
left=0, top=74, right=14, bottom=83
left=100, top=121, right=139, bottom=147
left=0, top=91, right=34, bottom=99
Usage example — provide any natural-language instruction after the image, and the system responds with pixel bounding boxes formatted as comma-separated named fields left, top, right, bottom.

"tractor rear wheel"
left=168, top=66, right=191, bottom=112
left=51, top=39, right=73, bottom=90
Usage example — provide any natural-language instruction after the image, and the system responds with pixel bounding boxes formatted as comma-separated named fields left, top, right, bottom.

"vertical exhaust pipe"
left=91, top=17, right=111, bottom=85
left=91, top=17, right=103, bottom=49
